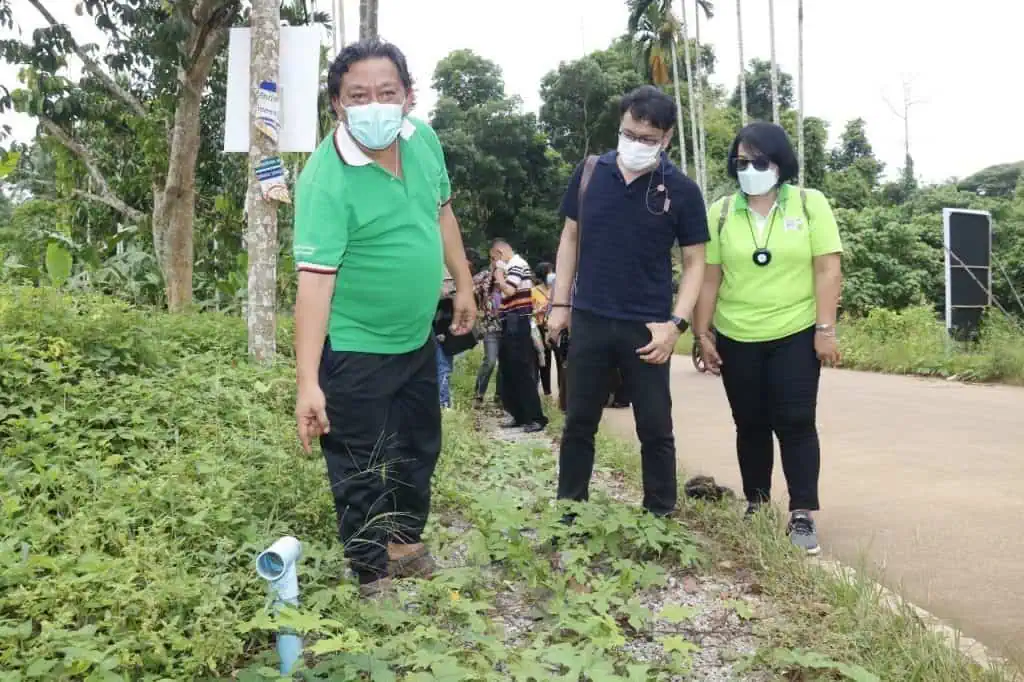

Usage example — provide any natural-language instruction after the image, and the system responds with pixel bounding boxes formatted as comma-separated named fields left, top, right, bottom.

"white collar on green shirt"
left=333, top=118, right=417, bottom=167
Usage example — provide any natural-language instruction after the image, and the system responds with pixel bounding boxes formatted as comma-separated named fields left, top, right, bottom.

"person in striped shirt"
left=490, top=239, right=548, bottom=432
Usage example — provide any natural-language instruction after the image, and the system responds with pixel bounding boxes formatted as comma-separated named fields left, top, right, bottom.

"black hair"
left=327, top=39, right=414, bottom=101
left=535, top=262, right=554, bottom=281
left=726, top=122, right=799, bottom=184
left=619, top=85, right=676, bottom=131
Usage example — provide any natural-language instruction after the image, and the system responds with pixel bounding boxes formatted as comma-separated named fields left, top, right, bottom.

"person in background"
left=491, top=239, right=548, bottom=432
left=434, top=269, right=457, bottom=408
left=692, top=121, right=843, bottom=555
left=471, top=257, right=503, bottom=407
left=292, top=39, right=476, bottom=598
left=532, top=262, right=555, bottom=396
left=547, top=85, right=709, bottom=517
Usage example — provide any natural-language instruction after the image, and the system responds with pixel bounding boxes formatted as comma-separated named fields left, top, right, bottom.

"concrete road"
left=599, top=364, right=1024, bottom=663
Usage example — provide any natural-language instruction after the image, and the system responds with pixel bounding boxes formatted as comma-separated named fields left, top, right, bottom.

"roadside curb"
left=812, top=558, right=1016, bottom=675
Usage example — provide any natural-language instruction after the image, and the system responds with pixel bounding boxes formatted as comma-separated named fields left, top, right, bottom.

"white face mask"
left=546, top=273, right=556, bottom=287
left=617, top=135, right=663, bottom=172
left=737, top=166, right=779, bottom=196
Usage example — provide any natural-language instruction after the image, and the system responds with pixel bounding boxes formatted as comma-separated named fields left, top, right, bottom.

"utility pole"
left=333, top=0, right=345, bottom=55
left=247, top=0, right=282, bottom=364
left=883, top=74, right=926, bottom=177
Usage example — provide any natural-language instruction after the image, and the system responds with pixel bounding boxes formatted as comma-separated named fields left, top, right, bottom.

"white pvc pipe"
left=256, top=536, right=302, bottom=674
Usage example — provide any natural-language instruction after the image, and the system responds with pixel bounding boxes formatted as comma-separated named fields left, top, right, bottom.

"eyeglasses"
left=735, top=156, right=772, bottom=171
left=619, top=128, right=663, bottom=147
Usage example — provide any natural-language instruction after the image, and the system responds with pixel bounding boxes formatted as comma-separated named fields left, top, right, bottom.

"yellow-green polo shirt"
left=706, top=184, right=843, bottom=342
left=293, top=116, right=451, bottom=354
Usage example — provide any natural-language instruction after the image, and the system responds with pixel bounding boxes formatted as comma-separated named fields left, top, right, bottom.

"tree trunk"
left=693, top=0, right=708, bottom=193
left=797, top=0, right=805, bottom=186
left=737, top=0, right=747, bottom=125
left=247, top=0, right=280, bottom=364
left=152, top=72, right=206, bottom=312
left=768, top=0, right=780, bottom=124
left=333, top=0, right=345, bottom=54
left=669, top=39, right=687, bottom=174
left=359, top=0, right=378, bottom=40
left=678, top=10, right=701, bottom=193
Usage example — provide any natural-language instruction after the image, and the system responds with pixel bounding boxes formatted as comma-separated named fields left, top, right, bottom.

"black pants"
left=558, top=309, right=676, bottom=515
left=537, top=324, right=554, bottom=396
left=498, top=313, right=547, bottom=426
left=318, top=338, right=441, bottom=584
left=716, top=326, right=821, bottom=511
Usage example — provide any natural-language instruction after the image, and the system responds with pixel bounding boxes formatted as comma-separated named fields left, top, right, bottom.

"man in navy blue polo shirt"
left=547, top=85, right=709, bottom=516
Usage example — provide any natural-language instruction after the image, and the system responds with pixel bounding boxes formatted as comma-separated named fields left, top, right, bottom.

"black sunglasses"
left=735, top=156, right=771, bottom=172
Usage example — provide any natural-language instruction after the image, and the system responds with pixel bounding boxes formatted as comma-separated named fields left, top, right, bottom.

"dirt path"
left=598, top=364, right=1024, bottom=664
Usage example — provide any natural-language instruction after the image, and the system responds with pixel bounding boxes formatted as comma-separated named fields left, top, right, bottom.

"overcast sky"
left=3, top=0, right=1022, bottom=184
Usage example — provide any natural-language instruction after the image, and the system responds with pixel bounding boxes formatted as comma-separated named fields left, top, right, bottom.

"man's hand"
left=814, top=330, right=841, bottom=367
left=636, top=321, right=680, bottom=365
left=547, top=305, right=570, bottom=341
left=296, top=383, right=330, bottom=454
left=451, top=288, right=477, bottom=335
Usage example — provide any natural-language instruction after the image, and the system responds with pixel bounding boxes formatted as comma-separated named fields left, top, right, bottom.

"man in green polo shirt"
left=292, top=39, right=475, bottom=597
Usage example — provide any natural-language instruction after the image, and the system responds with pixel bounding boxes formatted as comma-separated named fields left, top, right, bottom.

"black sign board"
left=943, top=208, right=991, bottom=339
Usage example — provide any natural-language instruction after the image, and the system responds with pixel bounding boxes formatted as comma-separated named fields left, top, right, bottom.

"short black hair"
left=327, top=39, right=414, bottom=101
left=727, top=122, right=799, bottom=184
left=619, top=85, right=676, bottom=131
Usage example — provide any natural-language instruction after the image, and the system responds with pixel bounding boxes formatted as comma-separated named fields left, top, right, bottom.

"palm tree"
left=359, top=0, right=378, bottom=40
left=628, top=1, right=688, bottom=175
left=736, top=0, right=747, bottom=125
left=768, top=0, right=779, bottom=124
left=797, top=0, right=805, bottom=186
left=676, top=3, right=702, bottom=191
left=691, top=0, right=714, bottom=194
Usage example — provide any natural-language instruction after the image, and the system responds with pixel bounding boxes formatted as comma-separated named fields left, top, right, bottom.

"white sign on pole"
left=223, top=25, right=321, bottom=153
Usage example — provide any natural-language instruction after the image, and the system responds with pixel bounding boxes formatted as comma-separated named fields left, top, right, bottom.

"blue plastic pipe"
left=256, top=536, right=303, bottom=675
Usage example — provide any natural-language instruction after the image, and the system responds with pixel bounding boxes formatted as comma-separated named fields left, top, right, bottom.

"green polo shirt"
left=706, top=184, right=843, bottom=342
left=293, top=116, right=451, bottom=354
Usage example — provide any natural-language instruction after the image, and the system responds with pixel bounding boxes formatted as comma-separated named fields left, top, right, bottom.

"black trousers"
left=716, top=326, right=821, bottom=511
left=557, top=309, right=676, bottom=515
left=498, top=313, right=547, bottom=426
left=318, top=337, right=441, bottom=584
left=537, top=324, right=554, bottom=396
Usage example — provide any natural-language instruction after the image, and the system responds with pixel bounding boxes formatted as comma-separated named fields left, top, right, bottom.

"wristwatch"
left=670, top=315, right=690, bottom=334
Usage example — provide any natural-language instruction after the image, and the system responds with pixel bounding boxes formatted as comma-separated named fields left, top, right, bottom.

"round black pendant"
left=752, top=248, right=772, bottom=266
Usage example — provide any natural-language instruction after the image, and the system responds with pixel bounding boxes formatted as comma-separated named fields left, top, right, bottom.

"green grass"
left=679, top=307, right=1024, bottom=385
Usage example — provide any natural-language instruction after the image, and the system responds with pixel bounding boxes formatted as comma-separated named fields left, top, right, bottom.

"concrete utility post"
left=246, top=0, right=281, bottom=364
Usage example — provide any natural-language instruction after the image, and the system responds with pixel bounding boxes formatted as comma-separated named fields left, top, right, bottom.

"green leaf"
left=45, top=241, right=73, bottom=287
left=658, top=603, right=698, bottom=623
left=724, top=598, right=754, bottom=620
left=0, top=151, right=19, bottom=178
left=658, top=635, right=698, bottom=655
left=625, top=664, right=650, bottom=682
left=25, top=658, right=57, bottom=677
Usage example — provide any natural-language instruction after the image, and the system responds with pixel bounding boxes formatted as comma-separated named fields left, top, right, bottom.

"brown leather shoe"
left=387, top=546, right=437, bottom=579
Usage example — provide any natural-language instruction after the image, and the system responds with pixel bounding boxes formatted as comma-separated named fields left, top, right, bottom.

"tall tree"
left=432, top=49, right=505, bottom=109
left=729, top=58, right=793, bottom=122
left=797, top=0, right=804, bottom=185
left=359, top=0, right=378, bottom=40
left=768, top=0, right=780, bottom=124
left=247, top=0, right=279, bottom=363
left=628, top=0, right=688, bottom=175
left=691, top=0, right=714, bottom=194
left=0, top=0, right=242, bottom=311
left=736, top=0, right=747, bottom=125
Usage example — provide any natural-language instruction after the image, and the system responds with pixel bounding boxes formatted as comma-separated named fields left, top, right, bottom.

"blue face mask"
left=345, top=102, right=405, bottom=150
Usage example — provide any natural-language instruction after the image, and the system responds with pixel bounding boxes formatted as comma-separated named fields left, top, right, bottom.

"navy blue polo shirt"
left=559, top=150, right=709, bottom=322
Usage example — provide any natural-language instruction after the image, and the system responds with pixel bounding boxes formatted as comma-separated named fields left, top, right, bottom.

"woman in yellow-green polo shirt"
left=692, top=122, right=843, bottom=556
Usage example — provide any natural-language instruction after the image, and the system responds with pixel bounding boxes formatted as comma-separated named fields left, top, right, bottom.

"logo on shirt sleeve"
left=784, top=217, right=804, bottom=231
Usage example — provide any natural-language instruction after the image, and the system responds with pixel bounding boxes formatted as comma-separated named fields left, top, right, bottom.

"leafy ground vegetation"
left=1, top=288, right=1018, bottom=681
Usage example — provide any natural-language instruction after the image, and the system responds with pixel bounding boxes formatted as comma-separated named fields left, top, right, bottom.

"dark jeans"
left=474, top=330, right=500, bottom=399
left=716, top=326, right=821, bottom=511
left=318, top=337, right=441, bottom=584
left=498, top=313, right=547, bottom=426
left=558, top=309, right=676, bottom=515
left=537, top=325, right=554, bottom=396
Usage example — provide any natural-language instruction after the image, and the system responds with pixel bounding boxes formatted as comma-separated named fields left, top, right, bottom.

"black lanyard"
left=743, top=205, right=778, bottom=267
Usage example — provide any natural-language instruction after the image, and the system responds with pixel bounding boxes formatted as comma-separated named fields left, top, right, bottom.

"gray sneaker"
left=787, top=511, right=821, bottom=555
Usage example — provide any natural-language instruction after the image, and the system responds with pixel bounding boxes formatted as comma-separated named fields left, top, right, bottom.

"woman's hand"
left=814, top=330, right=841, bottom=366
left=697, top=333, right=722, bottom=375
